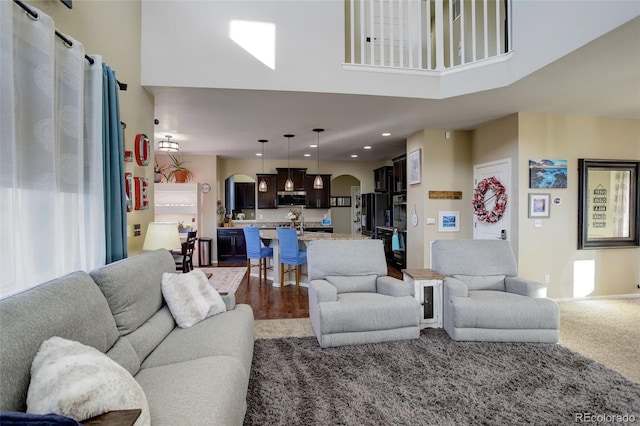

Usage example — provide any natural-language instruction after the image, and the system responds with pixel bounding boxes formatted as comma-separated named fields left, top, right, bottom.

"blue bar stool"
left=243, top=226, right=273, bottom=284
left=276, top=228, right=307, bottom=288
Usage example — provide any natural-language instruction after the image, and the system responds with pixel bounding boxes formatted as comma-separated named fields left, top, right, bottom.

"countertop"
left=231, top=221, right=331, bottom=229
left=259, top=230, right=369, bottom=241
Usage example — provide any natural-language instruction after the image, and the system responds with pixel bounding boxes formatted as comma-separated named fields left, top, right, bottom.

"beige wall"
left=34, top=0, right=155, bottom=256
left=517, top=113, right=640, bottom=298
left=407, top=129, right=473, bottom=269
left=471, top=114, right=520, bottom=257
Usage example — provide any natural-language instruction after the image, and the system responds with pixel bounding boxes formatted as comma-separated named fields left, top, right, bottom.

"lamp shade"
left=143, top=222, right=182, bottom=251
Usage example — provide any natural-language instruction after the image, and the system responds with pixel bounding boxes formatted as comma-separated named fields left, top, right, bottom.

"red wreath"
left=473, top=176, right=508, bottom=223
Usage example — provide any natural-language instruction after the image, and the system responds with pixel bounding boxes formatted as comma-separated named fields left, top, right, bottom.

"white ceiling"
left=149, top=17, right=640, bottom=163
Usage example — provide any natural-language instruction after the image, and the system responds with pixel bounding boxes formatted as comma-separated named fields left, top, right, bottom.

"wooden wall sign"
left=134, top=177, right=149, bottom=210
left=429, top=191, right=463, bottom=199
left=134, top=134, right=150, bottom=166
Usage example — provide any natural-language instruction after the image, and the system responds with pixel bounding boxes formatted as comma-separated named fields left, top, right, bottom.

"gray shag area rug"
left=245, top=329, right=640, bottom=425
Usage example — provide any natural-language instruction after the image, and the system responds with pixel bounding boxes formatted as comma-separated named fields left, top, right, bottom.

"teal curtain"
left=103, top=64, right=127, bottom=263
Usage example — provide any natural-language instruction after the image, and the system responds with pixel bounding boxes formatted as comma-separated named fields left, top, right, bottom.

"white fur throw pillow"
left=161, top=269, right=227, bottom=328
left=27, top=337, right=150, bottom=426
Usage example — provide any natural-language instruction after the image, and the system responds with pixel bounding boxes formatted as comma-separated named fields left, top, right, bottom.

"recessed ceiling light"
left=351, top=154, right=358, bottom=158
left=382, top=132, right=391, bottom=137
left=256, top=153, right=262, bottom=156
left=304, top=153, right=311, bottom=157
left=310, top=144, right=317, bottom=148
left=364, top=146, right=372, bottom=150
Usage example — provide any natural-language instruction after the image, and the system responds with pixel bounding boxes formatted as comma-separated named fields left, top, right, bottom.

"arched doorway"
left=331, top=174, right=361, bottom=234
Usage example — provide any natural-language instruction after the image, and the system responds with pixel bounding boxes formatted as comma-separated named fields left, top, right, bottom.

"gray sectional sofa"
left=0, top=250, right=254, bottom=425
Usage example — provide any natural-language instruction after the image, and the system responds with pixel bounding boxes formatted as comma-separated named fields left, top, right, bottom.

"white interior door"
left=473, top=159, right=511, bottom=240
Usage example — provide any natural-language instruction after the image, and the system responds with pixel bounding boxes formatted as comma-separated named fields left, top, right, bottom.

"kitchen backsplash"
left=236, top=207, right=330, bottom=224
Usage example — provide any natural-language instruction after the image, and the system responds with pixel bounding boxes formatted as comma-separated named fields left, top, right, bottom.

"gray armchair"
left=431, top=239, right=559, bottom=343
left=307, top=239, right=420, bottom=348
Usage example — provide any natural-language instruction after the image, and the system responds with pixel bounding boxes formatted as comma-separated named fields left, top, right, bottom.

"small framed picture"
left=438, top=211, right=460, bottom=232
left=409, top=149, right=421, bottom=185
left=528, top=193, right=551, bottom=218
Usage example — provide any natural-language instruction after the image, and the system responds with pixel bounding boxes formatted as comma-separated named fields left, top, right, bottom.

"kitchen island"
left=258, top=230, right=369, bottom=287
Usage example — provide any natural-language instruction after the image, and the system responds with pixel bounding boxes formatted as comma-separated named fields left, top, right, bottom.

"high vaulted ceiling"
left=149, top=17, right=640, bottom=163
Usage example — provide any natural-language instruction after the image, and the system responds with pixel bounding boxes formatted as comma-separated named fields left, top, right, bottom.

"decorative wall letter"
left=134, top=133, right=150, bottom=166
left=134, top=177, right=149, bottom=210
left=125, top=173, right=133, bottom=212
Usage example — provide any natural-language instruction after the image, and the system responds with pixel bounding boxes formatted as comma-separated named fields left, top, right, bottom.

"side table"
left=402, top=269, right=444, bottom=329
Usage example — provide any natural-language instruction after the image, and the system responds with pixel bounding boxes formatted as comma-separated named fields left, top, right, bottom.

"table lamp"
left=143, top=222, right=182, bottom=251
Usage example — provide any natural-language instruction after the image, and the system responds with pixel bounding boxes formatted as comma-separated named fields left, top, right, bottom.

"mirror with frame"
left=578, top=159, right=639, bottom=249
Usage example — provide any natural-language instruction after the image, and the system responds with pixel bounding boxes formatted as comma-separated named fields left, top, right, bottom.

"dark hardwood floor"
left=217, top=262, right=403, bottom=320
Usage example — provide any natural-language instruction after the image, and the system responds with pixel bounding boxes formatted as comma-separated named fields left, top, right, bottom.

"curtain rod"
left=13, top=0, right=127, bottom=91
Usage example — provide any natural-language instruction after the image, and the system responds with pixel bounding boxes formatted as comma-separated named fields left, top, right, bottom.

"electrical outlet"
left=544, top=274, right=551, bottom=284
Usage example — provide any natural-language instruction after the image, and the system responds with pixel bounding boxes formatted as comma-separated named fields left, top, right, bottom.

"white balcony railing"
left=345, top=0, right=512, bottom=73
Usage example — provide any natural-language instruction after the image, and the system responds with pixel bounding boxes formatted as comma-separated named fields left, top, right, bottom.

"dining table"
left=257, top=230, right=370, bottom=287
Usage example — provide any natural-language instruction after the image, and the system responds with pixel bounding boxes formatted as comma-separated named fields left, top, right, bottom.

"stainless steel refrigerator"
left=361, top=193, right=390, bottom=236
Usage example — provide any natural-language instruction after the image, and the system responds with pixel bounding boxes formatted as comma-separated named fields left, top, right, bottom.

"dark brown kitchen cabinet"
left=374, top=166, right=393, bottom=193
left=392, top=155, right=407, bottom=193
left=256, top=174, right=277, bottom=209
left=234, top=182, right=255, bottom=209
left=277, top=168, right=306, bottom=191
left=305, top=174, right=331, bottom=208
left=217, top=228, right=246, bottom=263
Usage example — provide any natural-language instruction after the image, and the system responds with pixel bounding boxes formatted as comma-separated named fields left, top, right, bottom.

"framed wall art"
left=409, top=149, right=421, bottom=185
left=529, top=159, right=567, bottom=188
left=528, top=193, right=550, bottom=218
left=438, top=211, right=460, bottom=232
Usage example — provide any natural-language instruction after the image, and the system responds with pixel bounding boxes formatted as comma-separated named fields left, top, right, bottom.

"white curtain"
left=0, top=3, right=105, bottom=297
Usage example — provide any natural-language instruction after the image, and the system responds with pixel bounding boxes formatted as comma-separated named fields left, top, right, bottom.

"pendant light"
left=284, top=134, right=295, bottom=192
left=258, top=139, right=268, bottom=192
left=312, top=128, right=324, bottom=189
left=158, top=135, right=179, bottom=152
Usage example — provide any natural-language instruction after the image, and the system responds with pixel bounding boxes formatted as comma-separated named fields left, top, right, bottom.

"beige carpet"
left=558, top=296, right=639, bottom=383
left=254, top=296, right=639, bottom=383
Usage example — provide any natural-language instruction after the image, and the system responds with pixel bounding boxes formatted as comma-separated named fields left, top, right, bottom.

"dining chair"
left=276, top=227, right=307, bottom=288
left=173, top=231, right=197, bottom=272
left=242, top=226, right=273, bottom=284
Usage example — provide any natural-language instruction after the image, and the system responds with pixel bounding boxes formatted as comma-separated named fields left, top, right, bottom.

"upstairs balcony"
left=141, top=1, right=636, bottom=100
left=344, top=0, right=512, bottom=75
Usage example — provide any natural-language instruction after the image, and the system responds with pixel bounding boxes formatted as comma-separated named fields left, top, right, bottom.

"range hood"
left=277, top=191, right=306, bottom=196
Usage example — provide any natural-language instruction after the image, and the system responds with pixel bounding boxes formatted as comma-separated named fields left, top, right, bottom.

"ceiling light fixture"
left=382, top=132, right=391, bottom=137
left=351, top=154, right=358, bottom=158
left=284, top=134, right=295, bottom=192
left=158, top=135, right=179, bottom=152
left=364, top=146, right=372, bottom=150
left=313, top=128, right=324, bottom=190
left=258, top=139, right=268, bottom=192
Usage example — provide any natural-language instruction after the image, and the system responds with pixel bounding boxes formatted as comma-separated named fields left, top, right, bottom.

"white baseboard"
left=553, top=293, right=640, bottom=302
